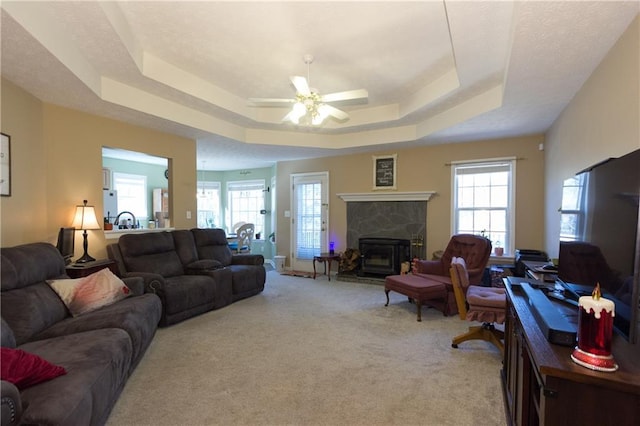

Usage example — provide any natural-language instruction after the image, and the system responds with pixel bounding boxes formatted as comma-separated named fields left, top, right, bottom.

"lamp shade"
left=71, top=200, right=101, bottom=230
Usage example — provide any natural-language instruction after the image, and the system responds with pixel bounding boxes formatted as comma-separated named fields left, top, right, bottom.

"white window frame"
left=196, top=181, right=221, bottom=228
left=112, top=172, right=148, bottom=221
left=226, top=179, right=265, bottom=236
left=451, top=157, right=516, bottom=256
left=559, top=173, right=588, bottom=242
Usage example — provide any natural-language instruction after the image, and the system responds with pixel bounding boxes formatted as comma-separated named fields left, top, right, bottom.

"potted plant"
left=494, top=241, right=504, bottom=256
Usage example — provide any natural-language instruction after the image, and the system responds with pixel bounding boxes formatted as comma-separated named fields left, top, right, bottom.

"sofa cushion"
left=31, top=294, right=162, bottom=371
left=118, top=232, right=184, bottom=277
left=172, top=229, right=200, bottom=266
left=1, top=318, right=16, bottom=348
left=47, top=268, right=131, bottom=317
left=190, top=228, right=233, bottom=266
left=0, top=348, right=67, bottom=390
left=18, top=329, right=132, bottom=426
left=0, top=243, right=67, bottom=292
left=1, top=283, right=69, bottom=346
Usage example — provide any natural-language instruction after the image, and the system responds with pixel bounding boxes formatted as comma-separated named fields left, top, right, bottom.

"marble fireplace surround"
left=338, top=192, right=436, bottom=255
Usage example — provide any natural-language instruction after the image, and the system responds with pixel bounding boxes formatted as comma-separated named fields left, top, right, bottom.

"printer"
left=514, top=249, right=549, bottom=277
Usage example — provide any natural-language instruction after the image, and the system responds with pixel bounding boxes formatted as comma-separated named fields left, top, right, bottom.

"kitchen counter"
left=103, top=228, right=175, bottom=240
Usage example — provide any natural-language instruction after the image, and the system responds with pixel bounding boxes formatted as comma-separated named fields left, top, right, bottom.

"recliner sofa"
left=1, top=242, right=162, bottom=426
left=107, top=228, right=266, bottom=326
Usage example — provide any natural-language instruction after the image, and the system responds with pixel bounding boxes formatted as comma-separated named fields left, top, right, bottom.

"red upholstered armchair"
left=384, top=234, right=492, bottom=320
left=415, top=234, right=492, bottom=285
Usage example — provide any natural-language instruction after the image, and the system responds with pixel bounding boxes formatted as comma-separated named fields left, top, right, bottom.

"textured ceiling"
left=1, top=1, right=638, bottom=170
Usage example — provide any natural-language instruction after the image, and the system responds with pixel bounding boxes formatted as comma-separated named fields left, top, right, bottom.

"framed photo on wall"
left=373, top=154, right=396, bottom=190
left=1, top=133, right=10, bottom=197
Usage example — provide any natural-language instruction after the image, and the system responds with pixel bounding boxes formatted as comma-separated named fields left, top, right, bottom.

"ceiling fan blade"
left=321, top=89, right=368, bottom=104
left=248, top=98, right=295, bottom=107
left=322, top=104, right=349, bottom=121
left=290, top=76, right=311, bottom=96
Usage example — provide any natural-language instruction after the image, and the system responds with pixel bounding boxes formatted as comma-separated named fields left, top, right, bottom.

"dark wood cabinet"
left=66, top=259, right=118, bottom=278
left=502, top=277, right=640, bottom=425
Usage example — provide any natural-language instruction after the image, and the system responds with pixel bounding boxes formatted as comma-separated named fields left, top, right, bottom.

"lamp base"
left=75, top=253, right=96, bottom=264
left=571, top=347, right=618, bottom=372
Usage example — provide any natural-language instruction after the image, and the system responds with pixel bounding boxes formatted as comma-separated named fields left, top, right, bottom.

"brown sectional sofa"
left=107, top=228, right=266, bottom=326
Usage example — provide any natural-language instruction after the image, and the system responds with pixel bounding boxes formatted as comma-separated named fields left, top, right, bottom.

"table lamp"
left=71, top=199, right=101, bottom=263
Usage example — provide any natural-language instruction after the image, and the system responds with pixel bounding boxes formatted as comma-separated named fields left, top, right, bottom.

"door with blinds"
left=291, top=172, right=329, bottom=272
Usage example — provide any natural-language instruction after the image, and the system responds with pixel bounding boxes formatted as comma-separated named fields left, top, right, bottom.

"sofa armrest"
left=1, top=380, right=22, bottom=426
left=122, top=272, right=166, bottom=294
left=121, top=276, right=145, bottom=296
left=415, top=259, right=445, bottom=275
left=185, top=259, right=224, bottom=274
left=231, top=254, right=264, bottom=266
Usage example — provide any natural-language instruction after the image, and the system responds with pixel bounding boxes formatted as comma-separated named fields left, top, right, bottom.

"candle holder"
left=571, top=283, right=618, bottom=372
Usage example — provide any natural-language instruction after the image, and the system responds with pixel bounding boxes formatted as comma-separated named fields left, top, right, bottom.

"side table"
left=313, top=253, right=341, bottom=281
left=66, top=259, right=118, bottom=278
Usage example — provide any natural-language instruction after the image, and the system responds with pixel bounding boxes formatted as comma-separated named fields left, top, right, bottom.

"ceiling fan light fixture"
left=289, top=102, right=307, bottom=124
left=312, top=104, right=330, bottom=125
left=252, top=54, right=368, bottom=126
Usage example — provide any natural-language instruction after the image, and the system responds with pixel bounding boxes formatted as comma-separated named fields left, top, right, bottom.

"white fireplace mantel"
left=337, top=191, right=436, bottom=202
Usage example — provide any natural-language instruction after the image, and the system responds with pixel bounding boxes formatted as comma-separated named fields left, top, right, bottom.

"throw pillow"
left=47, top=268, right=131, bottom=316
left=0, top=347, right=67, bottom=390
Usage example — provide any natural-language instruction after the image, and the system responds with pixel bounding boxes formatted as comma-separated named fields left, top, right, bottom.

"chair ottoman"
left=384, top=274, right=448, bottom=321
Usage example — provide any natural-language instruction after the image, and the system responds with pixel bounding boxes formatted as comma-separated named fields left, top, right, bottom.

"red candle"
left=571, top=283, right=618, bottom=372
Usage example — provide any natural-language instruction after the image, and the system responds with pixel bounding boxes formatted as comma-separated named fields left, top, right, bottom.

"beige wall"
left=1, top=79, right=197, bottom=258
left=276, top=134, right=545, bottom=263
left=0, top=79, right=47, bottom=245
left=545, top=16, right=639, bottom=258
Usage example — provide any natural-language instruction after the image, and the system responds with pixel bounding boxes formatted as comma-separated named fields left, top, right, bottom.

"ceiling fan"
left=248, top=54, right=368, bottom=125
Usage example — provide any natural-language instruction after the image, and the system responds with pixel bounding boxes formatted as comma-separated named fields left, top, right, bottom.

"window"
left=293, top=177, right=324, bottom=259
left=559, top=174, right=587, bottom=241
left=113, top=172, right=148, bottom=220
left=452, top=158, right=515, bottom=255
left=226, top=180, right=265, bottom=236
left=197, top=181, right=221, bottom=228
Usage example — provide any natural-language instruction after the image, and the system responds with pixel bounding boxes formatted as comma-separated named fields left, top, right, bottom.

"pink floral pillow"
left=47, top=268, right=131, bottom=316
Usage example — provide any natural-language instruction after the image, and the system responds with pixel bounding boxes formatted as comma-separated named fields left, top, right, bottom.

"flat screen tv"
left=557, top=148, right=640, bottom=343
left=56, top=227, right=75, bottom=265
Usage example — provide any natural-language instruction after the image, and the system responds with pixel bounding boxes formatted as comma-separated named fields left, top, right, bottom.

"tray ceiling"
left=1, top=1, right=637, bottom=170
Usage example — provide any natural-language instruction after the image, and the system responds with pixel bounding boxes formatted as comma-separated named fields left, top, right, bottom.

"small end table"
left=66, top=259, right=118, bottom=278
left=313, top=253, right=341, bottom=281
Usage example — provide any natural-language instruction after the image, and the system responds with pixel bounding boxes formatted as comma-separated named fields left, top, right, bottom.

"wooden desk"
left=66, top=259, right=118, bottom=278
left=502, top=276, right=640, bottom=425
left=313, top=253, right=341, bottom=281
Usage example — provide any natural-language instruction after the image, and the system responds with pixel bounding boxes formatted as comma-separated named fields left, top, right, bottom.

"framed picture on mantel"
left=373, top=154, right=396, bottom=190
left=1, top=133, right=11, bottom=197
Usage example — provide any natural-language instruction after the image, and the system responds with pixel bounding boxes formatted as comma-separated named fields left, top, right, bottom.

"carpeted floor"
left=106, top=270, right=506, bottom=426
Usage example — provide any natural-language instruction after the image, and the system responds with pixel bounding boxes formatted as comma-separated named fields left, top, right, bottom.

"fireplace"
left=359, top=237, right=410, bottom=277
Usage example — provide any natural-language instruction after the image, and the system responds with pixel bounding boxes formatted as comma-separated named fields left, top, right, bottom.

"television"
left=56, top=227, right=75, bottom=265
left=557, top=148, right=640, bottom=343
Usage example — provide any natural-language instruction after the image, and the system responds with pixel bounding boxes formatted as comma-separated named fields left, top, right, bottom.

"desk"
left=313, top=253, right=341, bottom=281
left=66, top=259, right=118, bottom=278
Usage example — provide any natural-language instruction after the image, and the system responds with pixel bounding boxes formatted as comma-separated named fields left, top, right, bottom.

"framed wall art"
left=1, top=133, right=10, bottom=196
left=373, top=154, right=396, bottom=190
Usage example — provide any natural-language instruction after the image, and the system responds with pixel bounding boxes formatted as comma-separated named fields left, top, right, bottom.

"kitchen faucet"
left=114, top=211, right=138, bottom=229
